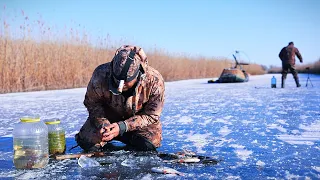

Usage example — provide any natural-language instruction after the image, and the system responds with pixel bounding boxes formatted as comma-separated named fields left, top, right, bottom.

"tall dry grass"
left=268, top=60, right=320, bottom=74
left=0, top=35, right=114, bottom=93
left=0, top=10, right=266, bottom=94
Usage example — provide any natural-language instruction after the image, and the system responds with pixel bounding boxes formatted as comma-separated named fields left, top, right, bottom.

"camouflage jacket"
left=279, top=45, right=303, bottom=65
left=83, top=60, right=165, bottom=147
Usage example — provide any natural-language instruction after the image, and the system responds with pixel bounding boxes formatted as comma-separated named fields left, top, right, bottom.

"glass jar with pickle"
left=13, top=117, right=49, bottom=169
left=44, top=119, right=66, bottom=155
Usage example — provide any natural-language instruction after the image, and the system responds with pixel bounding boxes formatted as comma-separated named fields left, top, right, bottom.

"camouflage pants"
left=281, top=63, right=300, bottom=87
left=281, top=63, right=298, bottom=79
left=75, top=118, right=157, bottom=152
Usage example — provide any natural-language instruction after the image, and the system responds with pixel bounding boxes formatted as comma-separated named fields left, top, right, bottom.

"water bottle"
left=45, top=119, right=66, bottom=155
left=13, top=117, right=49, bottom=169
left=271, top=76, right=276, bottom=88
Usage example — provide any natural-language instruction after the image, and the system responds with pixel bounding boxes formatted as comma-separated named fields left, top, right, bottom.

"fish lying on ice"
left=151, top=166, right=184, bottom=176
left=163, top=157, right=200, bottom=163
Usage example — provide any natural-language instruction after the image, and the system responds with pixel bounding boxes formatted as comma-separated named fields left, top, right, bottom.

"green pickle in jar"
left=45, top=119, right=66, bottom=155
left=48, top=131, right=66, bottom=154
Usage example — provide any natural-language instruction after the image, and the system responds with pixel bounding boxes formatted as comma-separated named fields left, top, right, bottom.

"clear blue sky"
left=1, top=0, right=319, bottom=67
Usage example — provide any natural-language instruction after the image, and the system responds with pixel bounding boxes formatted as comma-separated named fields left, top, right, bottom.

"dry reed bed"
left=268, top=60, right=320, bottom=74
left=0, top=37, right=268, bottom=94
left=0, top=10, right=266, bottom=94
left=0, top=37, right=113, bottom=93
left=0, top=37, right=264, bottom=93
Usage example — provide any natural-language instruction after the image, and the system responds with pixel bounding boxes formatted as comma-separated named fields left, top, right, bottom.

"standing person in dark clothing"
left=278, top=42, right=303, bottom=88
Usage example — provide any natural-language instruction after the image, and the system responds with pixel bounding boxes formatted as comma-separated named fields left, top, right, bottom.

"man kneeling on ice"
left=75, top=45, right=165, bottom=152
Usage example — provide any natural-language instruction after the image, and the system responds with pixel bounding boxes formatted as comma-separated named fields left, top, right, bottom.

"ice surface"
left=0, top=74, right=320, bottom=179
left=78, top=155, right=100, bottom=168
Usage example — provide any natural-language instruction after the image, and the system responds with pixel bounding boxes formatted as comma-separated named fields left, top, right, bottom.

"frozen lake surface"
left=0, top=74, right=320, bottom=179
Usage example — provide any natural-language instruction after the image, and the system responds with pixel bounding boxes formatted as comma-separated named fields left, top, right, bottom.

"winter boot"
left=294, top=76, right=301, bottom=87
left=281, top=77, right=286, bottom=88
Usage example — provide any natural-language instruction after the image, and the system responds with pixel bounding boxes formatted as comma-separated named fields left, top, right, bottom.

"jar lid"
left=20, top=117, right=40, bottom=123
left=45, top=119, right=61, bottom=125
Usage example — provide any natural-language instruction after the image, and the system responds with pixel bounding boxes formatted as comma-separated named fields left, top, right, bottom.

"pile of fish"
left=64, top=149, right=221, bottom=176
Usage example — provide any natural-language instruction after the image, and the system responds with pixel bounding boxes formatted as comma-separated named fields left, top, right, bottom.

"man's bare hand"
left=101, top=123, right=120, bottom=142
left=100, top=124, right=111, bottom=135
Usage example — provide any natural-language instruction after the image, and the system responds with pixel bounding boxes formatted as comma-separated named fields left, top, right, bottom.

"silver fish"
left=151, top=166, right=184, bottom=176
left=163, top=157, right=200, bottom=163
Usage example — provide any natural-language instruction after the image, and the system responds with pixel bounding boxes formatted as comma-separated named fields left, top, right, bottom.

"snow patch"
left=201, top=119, right=212, bottom=126
left=224, top=116, right=233, bottom=120
left=181, top=109, right=189, bottom=113
left=1, top=134, right=12, bottom=137
left=218, top=126, right=232, bottom=136
left=300, top=115, right=309, bottom=120
left=312, top=166, right=320, bottom=172
left=214, top=118, right=232, bottom=125
left=291, top=130, right=300, bottom=134
left=277, top=111, right=287, bottom=115
left=66, top=131, right=79, bottom=138
left=285, top=171, right=303, bottom=179
left=230, top=144, right=252, bottom=161
left=225, top=175, right=241, bottom=180
left=177, top=116, right=193, bottom=124
left=276, top=119, right=288, bottom=125
left=277, top=120, right=320, bottom=145
left=186, top=133, right=211, bottom=153
left=256, top=160, right=265, bottom=167
left=267, top=124, right=287, bottom=133
left=241, top=120, right=255, bottom=125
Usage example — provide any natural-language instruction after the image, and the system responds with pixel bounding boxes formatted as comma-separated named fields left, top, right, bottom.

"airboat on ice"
left=208, top=51, right=250, bottom=83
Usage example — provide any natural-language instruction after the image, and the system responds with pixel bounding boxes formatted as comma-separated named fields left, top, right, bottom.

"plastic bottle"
left=13, top=117, right=49, bottom=169
left=271, top=76, right=277, bottom=88
left=45, top=119, right=66, bottom=155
